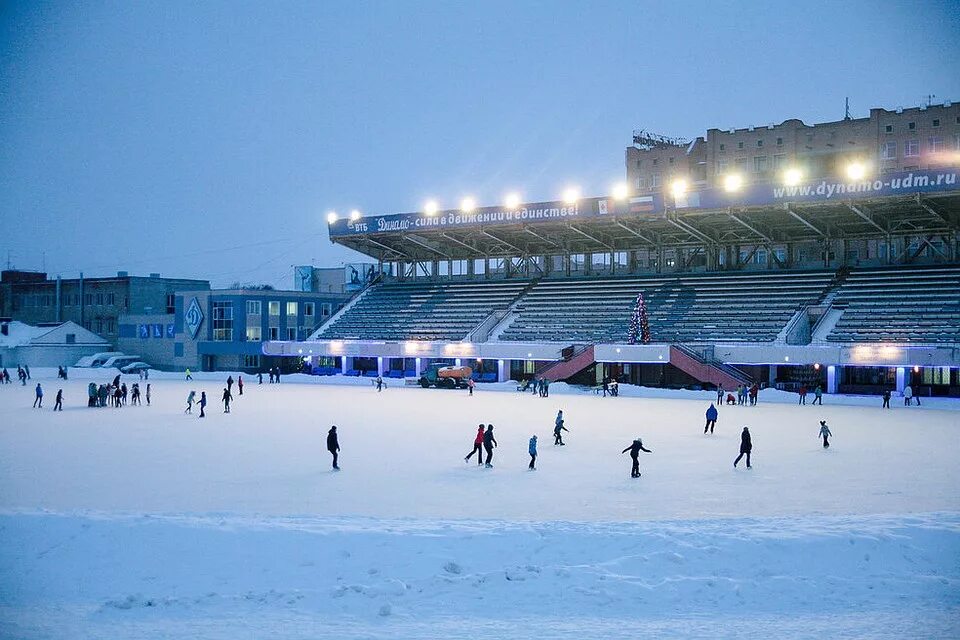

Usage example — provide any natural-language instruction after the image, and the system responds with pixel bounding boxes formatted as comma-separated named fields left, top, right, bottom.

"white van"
left=75, top=352, right=124, bottom=368
left=99, top=355, right=142, bottom=370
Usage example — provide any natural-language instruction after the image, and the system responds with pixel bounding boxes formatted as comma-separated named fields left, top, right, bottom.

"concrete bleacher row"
left=826, top=265, right=960, bottom=344
left=497, top=271, right=836, bottom=343
left=314, top=280, right=528, bottom=341
left=312, top=264, right=960, bottom=346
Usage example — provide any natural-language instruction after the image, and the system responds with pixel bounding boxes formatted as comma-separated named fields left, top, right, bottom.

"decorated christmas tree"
left=627, top=292, right=651, bottom=344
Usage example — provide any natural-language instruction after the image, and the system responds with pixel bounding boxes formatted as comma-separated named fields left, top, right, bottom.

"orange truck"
left=419, top=363, right=473, bottom=389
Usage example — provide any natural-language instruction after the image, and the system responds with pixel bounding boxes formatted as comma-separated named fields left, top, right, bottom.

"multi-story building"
left=117, top=288, right=351, bottom=372
left=0, top=270, right=210, bottom=345
left=627, top=101, right=960, bottom=194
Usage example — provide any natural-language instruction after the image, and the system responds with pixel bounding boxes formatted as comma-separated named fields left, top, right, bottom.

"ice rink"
left=1, top=369, right=958, bottom=638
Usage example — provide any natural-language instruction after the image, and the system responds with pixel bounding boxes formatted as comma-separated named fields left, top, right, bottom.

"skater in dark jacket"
left=622, top=438, right=652, bottom=478
left=483, top=424, right=497, bottom=467
left=33, top=383, right=43, bottom=408
left=734, top=427, right=752, bottom=468
left=327, top=426, right=340, bottom=470
left=198, top=391, right=207, bottom=418
left=464, top=424, right=485, bottom=465
left=227, top=376, right=234, bottom=395
left=53, top=389, right=63, bottom=411
left=818, top=420, right=832, bottom=448
left=528, top=435, right=538, bottom=470
left=882, top=389, right=891, bottom=408
left=704, top=403, right=718, bottom=434
left=553, top=419, right=568, bottom=445
left=237, top=376, right=243, bottom=396
left=222, top=387, right=233, bottom=413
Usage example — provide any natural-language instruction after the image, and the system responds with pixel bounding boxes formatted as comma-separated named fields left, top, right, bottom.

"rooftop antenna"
left=844, top=97, right=851, bottom=120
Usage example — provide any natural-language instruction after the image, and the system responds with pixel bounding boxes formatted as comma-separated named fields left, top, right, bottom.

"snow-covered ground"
left=1, top=369, right=958, bottom=638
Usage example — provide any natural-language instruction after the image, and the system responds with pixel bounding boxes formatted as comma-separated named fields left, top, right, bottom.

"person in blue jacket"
left=197, top=391, right=207, bottom=418
left=33, top=383, right=43, bottom=408
left=704, top=403, right=718, bottom=434
left=528, top=435, right=538, bottom=470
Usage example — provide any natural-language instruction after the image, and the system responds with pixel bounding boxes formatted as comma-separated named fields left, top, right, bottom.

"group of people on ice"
left=83, top=375, right=149, bottom=408
left=519, top=376, right=551, bottom=397
left=1, top=365, right=31, bottom=385
left=464, top=424, right=498, bottom=468
left=717, top=382, right=760, bottom=406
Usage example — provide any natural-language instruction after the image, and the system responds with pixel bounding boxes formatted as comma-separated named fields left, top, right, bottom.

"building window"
left=303, top=302, right=314, bottom=317
left=246, top=326, right=261, bottom=341
left=755, top=250, right=767, bottom=264
left=166, top=294, right=176, bottom=314
left=773, top=154, right=786, bottom=170
left=635, top=160, right=641, bottom=169
left=885, top=124, right=893, bottom=133
left=269, top=326, right=279, bottom=340
left=212, top=301, right=233, bottom=341
left=651, top=173, right=661, bottom=187
left=287, top=327, right=297, bottom=341
left=776, top=137, right=783, bottom=146
left=954, top=134, right=960, bottom=150
left=753, top=156, right=768, bottom=173
left=106, top=319, right=115, bottom=333
left=321, top=303, right=332, bottom=317
left=881, top=141, right=897, bottom=160
left=929, top=136, right=944, bottom=153
left=908, top=122, right=916, bottom=130
left=737, top=142, right=744, bottom=149
left=96, top=318, right=103, bottom=333
left=652, top=158, right=658, bottom=166
left=932, top=118, right=940, bottom=127
left=668, top=157, right=674, bottom=164
left=716, top=158, right=728, bottom=173
left=246, top=300, right=261, bottom=315
left=286, top=301, right=297, bottom=316
left=719, top=143, right=725, bottom=151
left=96, top=293, right=103, bottom=305
left=106, top=293, right=115, bottom=305
left=757, top=140, right=763, bottom=147
left=268, top=301, right=280, bottom=316
left=637, top=176, right=646, bottom=190
left=243, top=355, right=260, bottom=368
left=904, top=140, right=919, bottom=157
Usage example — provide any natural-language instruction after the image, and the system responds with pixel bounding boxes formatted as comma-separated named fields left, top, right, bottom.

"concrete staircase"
left=536, top=344, right=595, bottom=382
left=669, top=344, right=752, bottom=389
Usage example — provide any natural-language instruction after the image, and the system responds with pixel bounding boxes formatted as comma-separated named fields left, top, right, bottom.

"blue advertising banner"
left=166, top=323, right=175, bottom=339
left=152, top=324, right=163, bottom=338
left=327, top=195, right=665, bottom=237
left=138, top=324, right=149, bottom=339
left=676, top=167, right=958, bottom=211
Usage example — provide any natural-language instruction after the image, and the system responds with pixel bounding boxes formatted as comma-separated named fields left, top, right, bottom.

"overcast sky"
left=1, top=0, right=958, bottom=288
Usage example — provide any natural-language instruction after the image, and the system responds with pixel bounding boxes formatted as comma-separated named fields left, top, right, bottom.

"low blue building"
left=118, top=288, right=350, bottom=372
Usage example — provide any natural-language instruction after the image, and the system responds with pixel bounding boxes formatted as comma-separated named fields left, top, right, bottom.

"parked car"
left=120, top=361, right=151, bottom=374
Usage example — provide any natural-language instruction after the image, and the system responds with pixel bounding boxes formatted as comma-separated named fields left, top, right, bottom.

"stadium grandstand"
left=265, top=106, right=960, bottom=398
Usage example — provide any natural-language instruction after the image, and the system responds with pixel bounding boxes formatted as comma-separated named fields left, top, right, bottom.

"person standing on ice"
left=222, top=387, right=232, bottom=413
left=528, top=435, right=538, bottom=470
left=818, top=420, right=832, bottom=449
left=327, top=425, right=340, bottom=470
left=542, top=377, right=550, bottom=397
left=226, top=375, right=234, bottom=396
left=553, top=418, right=568, bottom=445
left=749, top=383, right=759, bottom=406
left=467, top=377, right=475, bottom=396
left=237, top=375, right=243, bottom=396
left=704, top=403, right=718, bottom=434
left=146, top=383, right=151, bottom=406
left=53, top=388, right=63, bottom=411
left=483, top=424, right=497, bottom=468
left=185, top=390, right=196, bottom=414
left=257, top=371, right=263, bottom=385
left=375, top=376, right=383, bottom=392
left=734, top=427, right=752, bottom=469
left=716, top=383, right=724, bottom=405
left=903, top=385, right=913, bottom=406
left=882, top=388, right=891, bottom=408
left=33, top=383, right=43, bottom=408
left=798, top=384, right=808, bottom=405
left=812, top=385, right=823, bottom=405
left=185, top=368, right=192, bottom=381
left=197, top=391, right=207, bottom=418
left=621, top=438, right=652, bottom=478
left=465, top=424, right=485, bottom=465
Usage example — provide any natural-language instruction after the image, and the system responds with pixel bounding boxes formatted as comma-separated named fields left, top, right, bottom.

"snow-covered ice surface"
left=1, top=369, right=958, bottom=638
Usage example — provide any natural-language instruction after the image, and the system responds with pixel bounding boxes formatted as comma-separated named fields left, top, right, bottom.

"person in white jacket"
left=818, top=420, right=832, bottom=449
left=903, top=385, right=913, bottom=406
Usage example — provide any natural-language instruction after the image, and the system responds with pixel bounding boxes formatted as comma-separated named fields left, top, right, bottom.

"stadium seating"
left=497, top=271, right=836, bottom=343
left=313, top=280, right=529, bottom=341
left=825, top=265, right=960, bottom=344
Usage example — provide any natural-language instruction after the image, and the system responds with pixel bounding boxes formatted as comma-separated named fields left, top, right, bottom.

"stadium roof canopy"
left=328, top=168, right=960, bottom=262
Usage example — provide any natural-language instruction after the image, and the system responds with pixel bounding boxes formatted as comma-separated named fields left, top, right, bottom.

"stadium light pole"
left=350, top=209, right=361, bottom=221
left=424, top=200, right=439, bottom=216
left=562, top=187, right=580, bottom=205
left=783, top=168, right=803, bottom=186
left=504, top=193, right=521, bottom=210
left=723, top=174, right=743, bottom=193
left=612, top=183, right=629, bottom=201
left=461, top=197, right=476, bottom=213
left=326, top=211, right=338, bottom=224
left=670, top=179, right=687, bottom=199
left=846, top=162, right=867, bottom=180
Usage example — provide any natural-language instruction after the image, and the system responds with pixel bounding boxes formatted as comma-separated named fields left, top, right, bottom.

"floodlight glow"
left=814, top=362, right=821, bottom=371
left=612, top=183, right=629, bottom=201
left=913, top=365, right=920, bottom=373
left=783, top=168, right=803, bottom=186
left=349, top=209, right=361, bottom=221
left=562, top=187, right=580, bottom=204
left=504, top=193, right=521, bottom=210
left=461, top=197, right=476, bottom=213
left=670, top=179, right=687, bottom=198
left=424, top=200, right=439, bottom=216
left=326, top=211, right=338, bottom=224
left=846, top=162, right=867, bottom=180
left=723, top=174, right=743, bottom=192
